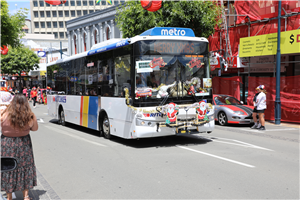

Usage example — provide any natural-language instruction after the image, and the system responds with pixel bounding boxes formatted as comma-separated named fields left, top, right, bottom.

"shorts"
left=257, top=109, right=265, bottom=113
left=253, top=108, right=258, bottom=113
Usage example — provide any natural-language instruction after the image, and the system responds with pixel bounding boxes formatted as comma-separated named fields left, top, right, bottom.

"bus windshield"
left=134, top=54, right=211, bottom=106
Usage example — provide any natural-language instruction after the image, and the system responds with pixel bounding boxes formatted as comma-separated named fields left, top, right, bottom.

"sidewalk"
left=266, top=121, right=300, bottom=129
left=1, top=169, right=60, bottom=200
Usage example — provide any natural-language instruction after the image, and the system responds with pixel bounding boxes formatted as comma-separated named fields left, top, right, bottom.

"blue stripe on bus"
left=88, top=96, right=98, bottom=130
left=88, top=39, right=130, bottom=56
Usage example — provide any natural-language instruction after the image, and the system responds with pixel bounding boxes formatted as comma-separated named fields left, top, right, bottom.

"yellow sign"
left=40, top=71, right=47, bottom=76
left=240, top=29, right=300, bottom=57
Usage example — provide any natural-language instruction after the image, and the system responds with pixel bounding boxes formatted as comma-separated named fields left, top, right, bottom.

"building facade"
left=66, top=4, right=122, bottom=56
left=30, top=0, right=124, bottom=40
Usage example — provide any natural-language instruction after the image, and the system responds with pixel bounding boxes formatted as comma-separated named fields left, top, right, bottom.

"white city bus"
left=47, top=27, right=215, bottom=139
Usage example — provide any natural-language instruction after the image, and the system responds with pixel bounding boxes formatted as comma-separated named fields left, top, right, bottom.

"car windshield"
left=214, top=96, right=242, bottom=105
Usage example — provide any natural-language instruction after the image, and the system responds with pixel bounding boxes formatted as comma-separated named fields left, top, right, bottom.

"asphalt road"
left=2, top=103, right=299, bottom=200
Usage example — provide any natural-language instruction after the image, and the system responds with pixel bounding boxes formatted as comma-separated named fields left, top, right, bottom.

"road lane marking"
left=37, top=118, right=44, bottom=123
left=176, top=145, right=255, bottom=168
left=44, top=125, right=106, bottom=147
left=204, top=136, right=273, bottom=151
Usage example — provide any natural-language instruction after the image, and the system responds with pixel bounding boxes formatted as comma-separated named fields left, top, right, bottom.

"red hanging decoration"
left=44, top=0, right=67, bottom=6
left=141, top=0, right=162, bottom=12
left=0, top=45, right=8, bottom=55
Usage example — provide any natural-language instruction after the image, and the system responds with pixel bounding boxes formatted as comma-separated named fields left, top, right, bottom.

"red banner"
left=212, top=76, right=242, bottom=100
left=247, top=76, right=300, bottom=123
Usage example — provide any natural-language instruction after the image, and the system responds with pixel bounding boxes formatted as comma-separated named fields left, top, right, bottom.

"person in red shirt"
left=30, top=87, right=38, bottom=108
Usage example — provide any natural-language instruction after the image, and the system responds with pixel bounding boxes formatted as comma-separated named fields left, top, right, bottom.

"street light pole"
left=275, top=1, right=281, bottom=124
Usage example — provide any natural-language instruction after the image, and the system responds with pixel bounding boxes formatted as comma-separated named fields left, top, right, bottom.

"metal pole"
left=275, top=1, right=281, bottom=125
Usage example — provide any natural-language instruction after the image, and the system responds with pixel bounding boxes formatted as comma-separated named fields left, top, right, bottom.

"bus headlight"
left=136, top=119, right=156, bottom=127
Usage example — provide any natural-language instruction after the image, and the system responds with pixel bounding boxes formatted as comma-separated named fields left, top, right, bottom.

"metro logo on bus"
left=140, top=27, right=195, bottom=37
left=54, top=96, right=66, bottom=103
left=143, top=113, right=165, bottom=117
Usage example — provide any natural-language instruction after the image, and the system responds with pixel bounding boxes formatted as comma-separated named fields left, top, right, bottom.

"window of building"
left=83, top=1, right=87, bottom=6
left=89, top=10, right=94, bottom=14
left=52, top=11, right=57, bottom=17
left=54, top=32, right=58, bottom=39
left=33, top=1, right=38, bottom=7
left=59, top=22, right=64, bottom=28
left=77, top=10, right=82, bottom=17
left=46, top=11, right=51, bottom=17
left=106, top=27, right=110, bottom=40
left=114, top=1, right=119, bottom=5
left=60, top=32, right=65, bottom=38
left=39, top=1, right=44, bottom=7
left=120, top=0, right=125, bottom=3
left=41, top=32, right=45, bottom=34
left=64, top=1, right=69, bottom=6
left=59, top=3, right=63, bottom=6
left=46, top=2, right=50, bottom=7
left=73, top=35, right=77, bottom=54
left=40, top=11, right=44, bottom=18
left=53, top=22, right=57, bottom=28
left=101, top=1, right=106, bottom=5
left=34, top=22, right=39, bottom=28
left=65, top=32, right=68, bottom=38
left=47, top=22, right=51, bottom=28
left=34, top=11, right=38, bottom=18
left=95, top=0, right=100, bottom=5
left=47, top=32, right=52, bottom=34
left=70, top=1, right=75, bottom=6
left=59, top=11, right=63, bottom=17
left=41, top=22, right=45, bottom=28
left=65, top=11, right=69, bottom=17
left=89, top=1, right=93, bottom=6
left=76, top=1, right=81, bottom=6
left=71, top=11, right=76, bottom=17
left=83, top=10, right=88, bottom=15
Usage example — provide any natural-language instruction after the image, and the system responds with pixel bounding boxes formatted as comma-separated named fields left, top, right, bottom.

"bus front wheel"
left=59, top=109, right=66, bottom=126
left=102, top=116, right=111, bottom=139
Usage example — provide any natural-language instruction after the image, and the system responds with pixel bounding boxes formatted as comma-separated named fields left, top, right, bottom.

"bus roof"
left=47, top=27, right=208, bottom=66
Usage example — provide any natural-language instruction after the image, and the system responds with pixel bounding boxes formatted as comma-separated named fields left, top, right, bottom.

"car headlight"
left=233, top=111, right=245, bottom=115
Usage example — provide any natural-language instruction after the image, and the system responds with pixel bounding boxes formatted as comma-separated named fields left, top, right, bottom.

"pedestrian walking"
left=1, top=94, right=39, bottom=200
left=27, top=87, right=31, bottom=101
left=251, top=86, right=261, bottom=129
left=22, top=86, right=27, bottom=97
left=30, top=87, right=37, bottom=108
left=255, top=85, right=267, bottom=130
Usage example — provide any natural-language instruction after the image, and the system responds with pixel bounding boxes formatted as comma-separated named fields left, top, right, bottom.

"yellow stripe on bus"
left=82, top=96, right=89, bottom=127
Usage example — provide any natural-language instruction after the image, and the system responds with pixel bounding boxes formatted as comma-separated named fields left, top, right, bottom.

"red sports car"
left=213, top=94, right=254, bottom=126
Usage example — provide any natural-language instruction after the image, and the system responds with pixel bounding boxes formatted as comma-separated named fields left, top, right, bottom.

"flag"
left=96, top=0, right=100, bottom=4
left=106, top=0, right=112, bottom=5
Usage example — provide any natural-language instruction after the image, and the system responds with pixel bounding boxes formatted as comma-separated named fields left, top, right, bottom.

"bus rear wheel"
left=59, top=109, right=66, bottom=126
left=102, top=115, right=111, bottom=139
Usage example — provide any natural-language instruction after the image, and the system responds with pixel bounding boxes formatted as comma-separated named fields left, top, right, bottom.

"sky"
left=7, top=0, right=31, bottom=19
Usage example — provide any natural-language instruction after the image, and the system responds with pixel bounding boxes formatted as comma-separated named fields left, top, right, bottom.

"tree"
left=0, top=46, right=40, bottom=76
left=116, top=1, right=222, bottom=38
left=1, top=0, right=28, bottom=47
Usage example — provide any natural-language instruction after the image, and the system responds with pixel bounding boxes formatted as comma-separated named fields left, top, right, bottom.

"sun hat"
left=0, top=91, right=13, bottom=104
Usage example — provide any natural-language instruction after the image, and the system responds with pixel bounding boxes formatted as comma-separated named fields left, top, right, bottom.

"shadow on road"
left=49, top=119, right=212, bottom=148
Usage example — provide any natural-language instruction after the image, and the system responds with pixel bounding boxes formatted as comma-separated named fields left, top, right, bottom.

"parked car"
left=213, top=94, right=254, bottom=126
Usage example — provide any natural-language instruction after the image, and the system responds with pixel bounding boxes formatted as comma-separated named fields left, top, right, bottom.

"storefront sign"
left=240, top=29, right=300, bottom=57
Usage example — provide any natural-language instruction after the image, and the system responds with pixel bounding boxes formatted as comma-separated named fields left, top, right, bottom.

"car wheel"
left=59, top=109, right=66, bottom=126
left=102, top=115, right=111, bottom=139
left=218, top=112, right=228, bottom=126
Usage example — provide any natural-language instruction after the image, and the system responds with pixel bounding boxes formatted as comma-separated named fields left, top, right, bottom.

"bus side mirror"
left=125, top=98, right=132, bottom=105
